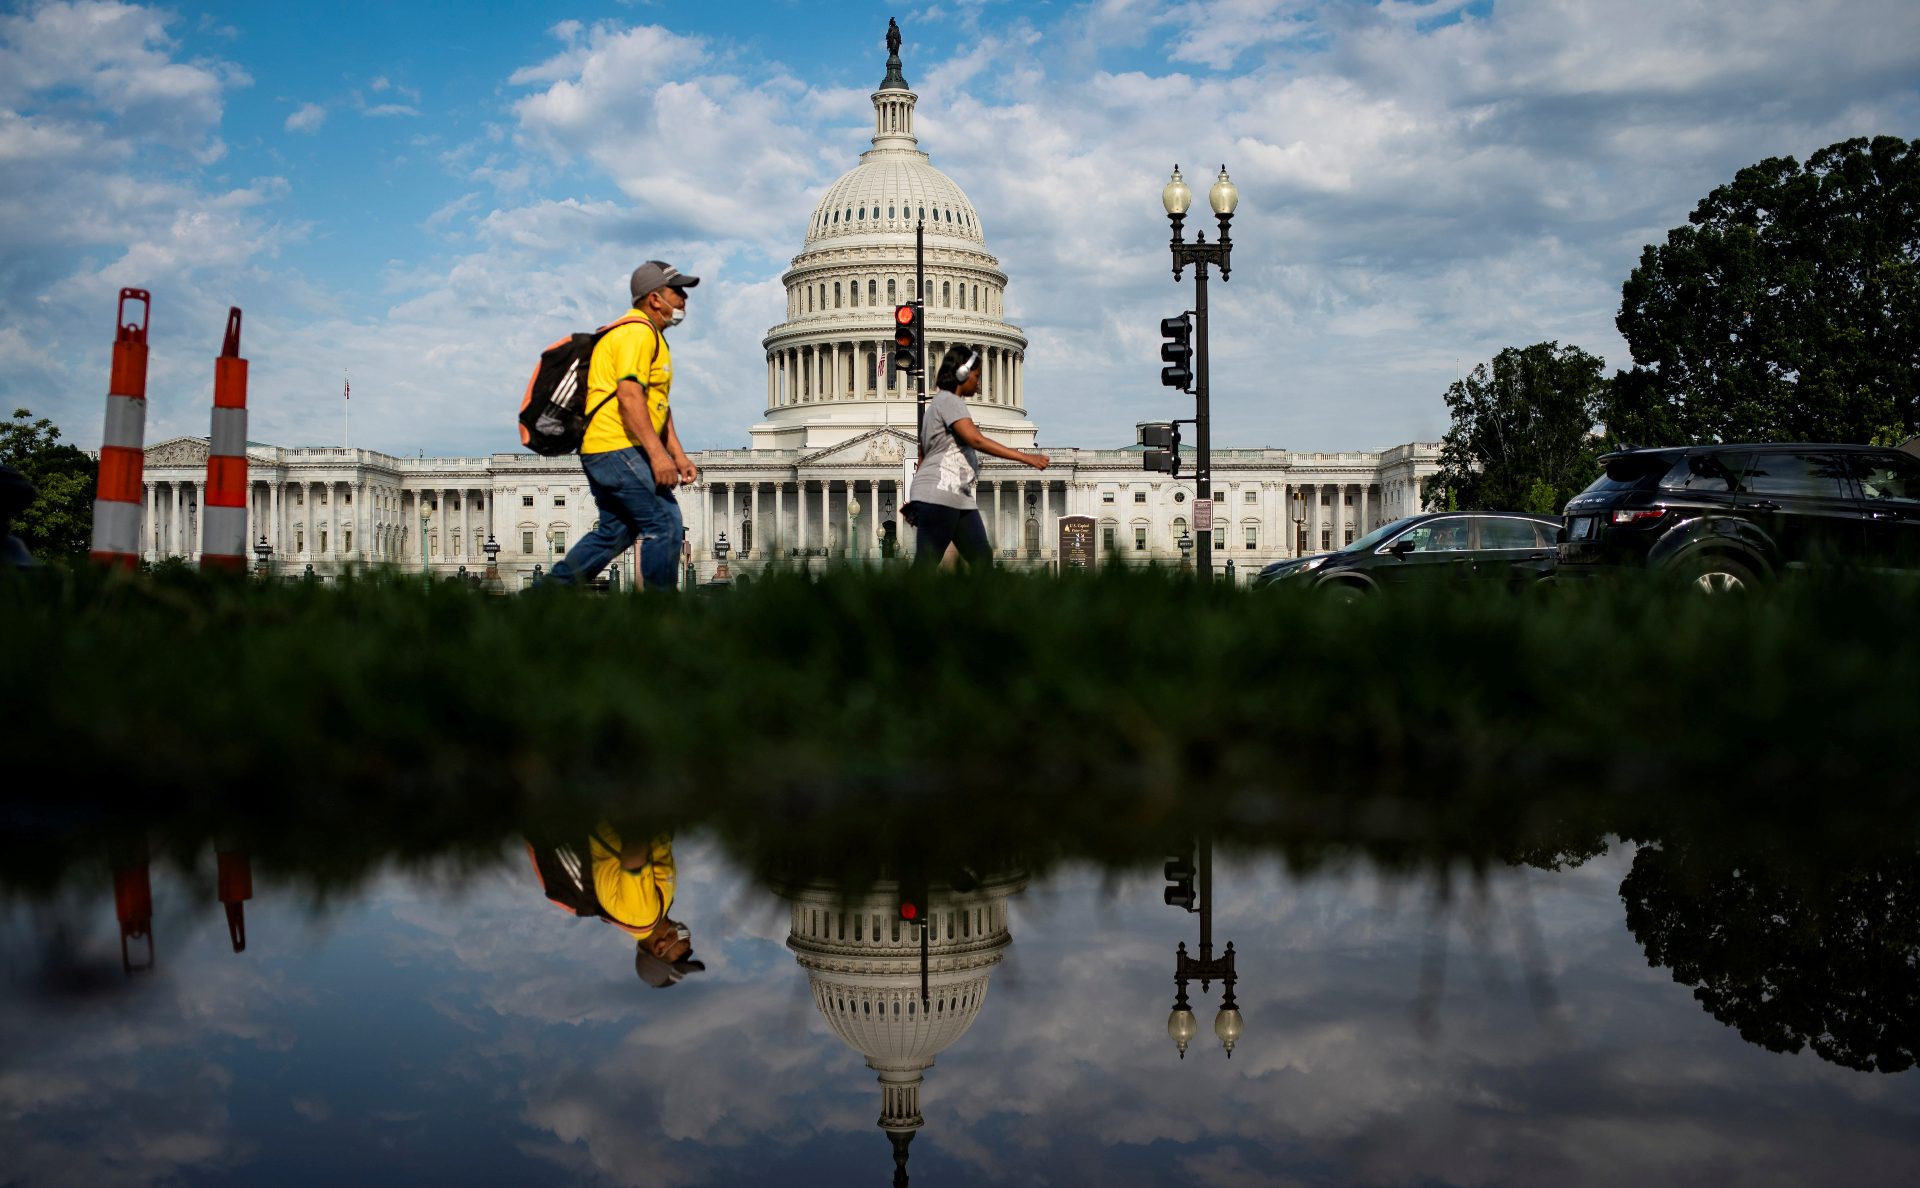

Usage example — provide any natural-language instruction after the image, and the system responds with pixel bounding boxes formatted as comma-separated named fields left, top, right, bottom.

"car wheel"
left=1322, top=580, right=1365, bottom=603
left=1682, top=554, right=1756, bottom=594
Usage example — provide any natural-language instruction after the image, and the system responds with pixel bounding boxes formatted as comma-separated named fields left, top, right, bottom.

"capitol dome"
left=753, top=22, right=1036, bottom=453
left=785, top=864, right=1028, bottom=1181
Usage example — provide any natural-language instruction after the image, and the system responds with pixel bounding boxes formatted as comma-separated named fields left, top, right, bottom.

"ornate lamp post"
left=419, top=503, right=434, bottom=575
left=252, top=535, right=272, bottom=579
left=713, top=531, right=732, bottom=582
left=1161, top=164, right=1238, bottom=581
left=1164, top=836, right=1242, bottom=1059
left=1291, top=490, right=1307, bottom=557
left=1177, top=528, right=1194, bottom=572
left=847, top=498, right=861, bottom=563
left=482, top=533, right=503, bottom=593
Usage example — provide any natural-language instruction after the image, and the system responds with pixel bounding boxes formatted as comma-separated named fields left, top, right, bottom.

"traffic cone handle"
left=117, top=289, right=150, bottom=344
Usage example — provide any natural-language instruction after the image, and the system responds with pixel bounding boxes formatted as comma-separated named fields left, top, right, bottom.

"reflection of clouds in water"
left=2, top=841, right=1917, bottom=1187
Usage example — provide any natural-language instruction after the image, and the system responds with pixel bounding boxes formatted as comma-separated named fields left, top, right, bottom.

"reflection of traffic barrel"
left=216, top=850, right=253, bottom=952
left=89, top=289, right=151, bottom=568
left=113, top=861, right=155, bottom=975
left=201, top=308, right=249, bottom=571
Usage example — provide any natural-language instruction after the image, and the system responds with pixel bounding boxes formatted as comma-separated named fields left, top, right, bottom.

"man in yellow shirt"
left=549, top=260, right=702, bottom=589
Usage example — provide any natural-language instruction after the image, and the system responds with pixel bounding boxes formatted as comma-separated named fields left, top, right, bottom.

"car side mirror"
left=1390, top=539, right=1415, bottom=555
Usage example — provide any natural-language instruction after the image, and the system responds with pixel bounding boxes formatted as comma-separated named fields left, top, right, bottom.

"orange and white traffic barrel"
left=201, top=307, right=249, bottom=571
left=89, top=289, right=150, bottom=568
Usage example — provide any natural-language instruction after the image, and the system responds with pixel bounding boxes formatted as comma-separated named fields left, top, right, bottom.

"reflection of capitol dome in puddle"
left=785, top=868, right=1028, bottom=1182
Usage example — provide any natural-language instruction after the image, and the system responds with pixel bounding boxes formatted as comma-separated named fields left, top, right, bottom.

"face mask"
left=667, top=306, right=686, bottom=327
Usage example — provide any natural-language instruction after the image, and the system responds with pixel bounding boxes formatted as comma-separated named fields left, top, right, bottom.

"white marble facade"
left=131, top=30, right=1442, bottom=584
left=137, top=433, right=1438, bottom=584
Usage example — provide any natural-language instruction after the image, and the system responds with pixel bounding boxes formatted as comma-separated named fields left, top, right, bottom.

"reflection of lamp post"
left=545, top=526, right=558, bottom=570
left=1165, top=835, right=1241, bottom=1059
left=420, top=503, right=434, bottom=574
left=847, top=498, right=862, bottom=562
left=1290, top=490, right=1307, bottom=557
left=253, top=535, right=272, bottom=579
left=713, top=531, right=732, bottom=582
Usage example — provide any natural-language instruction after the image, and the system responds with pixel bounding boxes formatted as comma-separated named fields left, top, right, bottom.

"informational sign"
left=1194, top=498, right=1214, bottom=532
left=1058, top=515, right=1096, bottom=569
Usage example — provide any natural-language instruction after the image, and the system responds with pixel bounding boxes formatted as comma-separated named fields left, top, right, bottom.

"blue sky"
left=3, top=0, right=1918, bottom=457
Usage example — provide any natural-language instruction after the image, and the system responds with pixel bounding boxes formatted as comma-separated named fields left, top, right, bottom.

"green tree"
left=1426, top=342, right=1607, bottom=514
left=1, top=409, right=97, bottom=561
left=1609, top=135, right=1920, bottom=446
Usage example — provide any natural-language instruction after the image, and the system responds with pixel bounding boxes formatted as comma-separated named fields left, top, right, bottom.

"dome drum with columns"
left=754, top=33, right=1034, bottom=452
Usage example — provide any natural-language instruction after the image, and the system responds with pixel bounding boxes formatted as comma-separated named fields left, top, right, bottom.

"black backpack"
left=516, top=315, right=655, bottom=456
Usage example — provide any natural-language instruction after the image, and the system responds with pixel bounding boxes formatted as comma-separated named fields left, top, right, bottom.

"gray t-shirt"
left=909, top=390, right=979, bottom=511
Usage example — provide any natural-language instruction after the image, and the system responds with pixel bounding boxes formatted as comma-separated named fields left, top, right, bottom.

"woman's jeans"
left=548, top=448, right=683, bottom=590
left=911, top=502, right=993, bottom=569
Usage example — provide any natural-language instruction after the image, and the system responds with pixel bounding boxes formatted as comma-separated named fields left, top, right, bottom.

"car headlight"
left=1299, top=555, right=1328, bottom=571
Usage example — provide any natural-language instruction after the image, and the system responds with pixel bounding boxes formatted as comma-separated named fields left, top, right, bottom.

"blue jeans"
left=549, top=448, right=683, bottom=590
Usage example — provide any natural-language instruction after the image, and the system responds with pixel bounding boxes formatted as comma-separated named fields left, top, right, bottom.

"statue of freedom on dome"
left=887, top=18, right=901, bottom=56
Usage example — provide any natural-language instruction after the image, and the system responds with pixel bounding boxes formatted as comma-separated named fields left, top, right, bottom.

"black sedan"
left=1250, top=512, right=1560, bottom=594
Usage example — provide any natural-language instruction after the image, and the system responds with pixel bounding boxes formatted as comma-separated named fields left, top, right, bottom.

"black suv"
left=1250, top=512, right=1560, bottom=594
left=1558, top=443, right=1920, bottom=588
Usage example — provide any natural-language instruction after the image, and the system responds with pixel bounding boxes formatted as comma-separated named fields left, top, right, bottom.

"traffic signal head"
left=892, top=303, right=921, bottom=374
left=1160, top=314, right=1193, bottom=390
left=1140, top=422, right=1180, bottom=475
left=897, top=869, right=930, bottom=926
left=1163, top=856, right=1197, bottom=911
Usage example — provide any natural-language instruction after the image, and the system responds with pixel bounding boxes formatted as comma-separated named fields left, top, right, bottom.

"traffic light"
left=1160, top=314, right=1193, bottom=390
left=1141, top=422, right=1180, bottom=475
left=892, top=303, right=922, bottom=375
left=1164, top=855, right=1197, bottom=911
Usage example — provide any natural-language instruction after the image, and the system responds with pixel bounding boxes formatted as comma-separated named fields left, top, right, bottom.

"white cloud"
left=284, top=102, right=325, bottom=133
left=362, top=103, right=418, bottom=117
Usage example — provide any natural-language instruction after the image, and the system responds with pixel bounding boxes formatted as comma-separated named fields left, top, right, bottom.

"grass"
left=1, top=562, right=1916, bottom=892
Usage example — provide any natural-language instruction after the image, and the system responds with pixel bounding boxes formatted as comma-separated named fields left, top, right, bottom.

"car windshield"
left=1580, top=451, right=1683, bottom=496
left=1349, top=517, right=1417, bottom=553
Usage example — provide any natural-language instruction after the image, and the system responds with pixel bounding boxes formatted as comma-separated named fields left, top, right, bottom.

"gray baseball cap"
left=630, top=260, right=701, bottom=302
left=635, top=943, right=705, bottom=988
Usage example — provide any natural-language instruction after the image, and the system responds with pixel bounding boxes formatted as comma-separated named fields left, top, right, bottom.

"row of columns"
left=139, top=478, right=493, bottom=569
left=767, top=342, right=1022, bottom=409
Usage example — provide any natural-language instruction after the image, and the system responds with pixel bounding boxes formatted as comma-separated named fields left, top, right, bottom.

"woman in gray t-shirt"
left=906, top=345, right=1050, bottom=568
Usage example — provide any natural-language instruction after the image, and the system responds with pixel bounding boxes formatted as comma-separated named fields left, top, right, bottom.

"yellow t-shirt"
left=581, top=312, right=673, bottom=455
left=588, top=824, right=676, bottom=937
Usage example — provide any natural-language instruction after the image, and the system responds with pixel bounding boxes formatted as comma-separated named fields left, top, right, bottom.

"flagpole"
left=343, top=369, right=350, bottom=449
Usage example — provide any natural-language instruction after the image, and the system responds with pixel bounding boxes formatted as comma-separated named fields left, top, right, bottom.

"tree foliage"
left=1608, top=135, right=1920, bottom=446
left=0, top=409, right=96, bottom=560
left=1426, top=342, right=1606, bottom=513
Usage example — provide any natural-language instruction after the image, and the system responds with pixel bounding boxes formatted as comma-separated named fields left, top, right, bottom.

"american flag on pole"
left=344, top=371, right=350, bottom=400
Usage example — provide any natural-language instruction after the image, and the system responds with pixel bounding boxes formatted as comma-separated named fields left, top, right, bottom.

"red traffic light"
left=900, top=903, right=918, bottom=919
left=894, top=304, right=916, bottom=325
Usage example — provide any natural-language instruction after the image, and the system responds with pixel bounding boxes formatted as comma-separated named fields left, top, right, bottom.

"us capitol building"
left=131, top=31, right=1439, bottom=583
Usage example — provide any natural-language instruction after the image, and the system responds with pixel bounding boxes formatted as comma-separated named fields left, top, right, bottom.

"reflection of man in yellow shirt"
left=547, top=260, right=702, bottom=591
left=525, top=822, right=703, bottom=989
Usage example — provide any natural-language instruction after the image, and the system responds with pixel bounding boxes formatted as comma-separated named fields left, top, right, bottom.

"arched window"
left=918, top=206, right=925, bottom=220
left=889, top=205, right=895, bottom=218
left=887, top=278, right=896, bottom=304
left=846, top=208, right=852, bottom=222
left=972, top=285, right=979, bottom=311
left=942, top=281, right=951, bottom=307
left=834, top=282, right=841, bottom=308
left=833, top=210, right=839, bottom=223
left=819, top=284, right=826, bottom=310
left=807, top=288, right=813, bottom=312
left=858, top=207, right=865, bottom=219
left=868, top=279, right=877, bottom=304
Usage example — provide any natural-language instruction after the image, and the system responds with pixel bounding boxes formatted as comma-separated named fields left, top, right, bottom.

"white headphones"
left=955, top=348, right=978, bottom=381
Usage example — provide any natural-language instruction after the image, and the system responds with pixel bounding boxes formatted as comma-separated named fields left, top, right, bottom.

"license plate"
left=1568, top=517, right=1594, bottom=540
